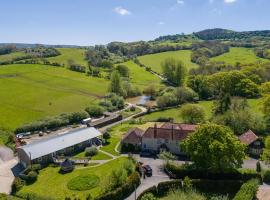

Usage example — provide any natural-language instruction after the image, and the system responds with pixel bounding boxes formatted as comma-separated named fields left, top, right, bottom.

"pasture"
left=211, top=47, right=269, bottom=65
left=137, top=50, right=198, bottom=74
left=17, top=157, right=129, bottom=200
left=0, top=64, right=108, bottom=130
left=0, top=51, right=27, bottom=62
left=47, top=48, right=88, bottom=66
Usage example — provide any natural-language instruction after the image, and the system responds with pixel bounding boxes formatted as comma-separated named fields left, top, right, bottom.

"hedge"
left=262, top=170, right=270, bottom=184
left=166, top=163, right=261, bottom=181
left=95, top=172, right=140, bottom=200
left=233, top=179, right=260, bottom=200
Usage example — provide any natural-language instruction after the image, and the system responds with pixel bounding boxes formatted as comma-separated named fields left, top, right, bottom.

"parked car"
left=143, top=165, right=152, bottom=177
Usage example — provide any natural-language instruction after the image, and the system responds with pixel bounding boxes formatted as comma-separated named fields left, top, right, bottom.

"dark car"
left=143, top=165, right=152, bottom=177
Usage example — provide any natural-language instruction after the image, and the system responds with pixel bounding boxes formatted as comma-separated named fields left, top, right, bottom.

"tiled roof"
left=160, top=122, right=198, bottom=131
left=239, top=130, right=258, bottom=145
left=122, top=128, right=144, bottom=145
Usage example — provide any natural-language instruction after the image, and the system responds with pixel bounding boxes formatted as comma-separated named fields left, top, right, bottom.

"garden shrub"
left=140, top=193, right=157, bottom=200
left=85, top=146, right=98, bottom=157
left=67, top=175, right=100, bottom=191
left=233, top=179, right=259, bottom=200
left=262, top=170, right=270, bottom=184
left=137, top=186, right=158, bottom=200
left=85, top=105, right=104, bottom=118
left=157, top=180, right=182, bottom=196
left=11, top=177, right=25, bottom=194
left=27, top=171, right=38, bottom=183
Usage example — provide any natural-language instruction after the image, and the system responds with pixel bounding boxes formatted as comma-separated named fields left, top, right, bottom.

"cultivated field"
left=137, top=50, right=198, bottom=74
left=47, top=48, right=88, bottom=66
left=211, top=47, right=269, bottom=65
left=17, top=157, right=129, bottom=200
left=0, top=64, right=108, bottom=130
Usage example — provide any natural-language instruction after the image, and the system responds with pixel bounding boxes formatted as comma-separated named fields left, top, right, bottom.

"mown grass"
left=0, top=64, right=108, bottom=130
left=47, top=48, right=88, bottom=66
left=73, top=150, right=112, bottom=160
left=17, top=157, right=129, bottom=200
left=211, top=47, right=269, bottom=65
left=120, top=61, right=164, bottom=90
left=0, top=51, right=27, bottom=62
left=137, top=50, right=198, bottom=74
left=100, top=122, right=156, bottom=156
left=140, top=99, right=262, bottom=123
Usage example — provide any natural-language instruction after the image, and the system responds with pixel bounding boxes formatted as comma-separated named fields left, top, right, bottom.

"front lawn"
left=17, top=157, right=129, bottom=200
left=73, top=150, right=112, bottom=160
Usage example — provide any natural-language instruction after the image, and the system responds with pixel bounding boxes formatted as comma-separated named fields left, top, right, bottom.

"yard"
left=72, top=150, right=112, bottom=160
left=0, top=64, right=108, bottom=130
left=17, top=157, right=129, bottom=200
left=137, top=50, right=198, bottom=74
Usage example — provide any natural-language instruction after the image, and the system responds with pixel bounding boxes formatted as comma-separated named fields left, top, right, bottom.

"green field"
left=0, top=64, right=108, bottom=130
left=0, top=51, right=27, bottom=62
left=73, top=150, right=112, bottom=160
left=121, top=61, right=164, bottom=89
left=137, top=50, right=198, bottom=74
left=211, top=47, right=269, bottom=65
left=17, top=157, right=129, bottom=200
left=140, top=99, right=262, bottom=122
left=47, top=48, right=88, bottom=66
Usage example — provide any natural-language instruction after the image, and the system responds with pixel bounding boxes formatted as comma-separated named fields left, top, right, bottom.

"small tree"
left=85, top=146, right=98, bottom=157
left=256, top=161, right=262, bottom=173
left=180, top=104, right=205, bottom=124
left=85, top=105, right=104, bottom=118
left=158, top=151, right=176, bottom=165
left=108, top=71, right=124, bottom=96
left=183, top=176, right=193, bottom=191
left=143, top=85, right=157, bottom=100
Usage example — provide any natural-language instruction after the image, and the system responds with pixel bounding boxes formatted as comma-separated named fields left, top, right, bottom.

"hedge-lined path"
left=125, top=157, right=170, bottom=200
left=257, top=184, right=270, bottom=200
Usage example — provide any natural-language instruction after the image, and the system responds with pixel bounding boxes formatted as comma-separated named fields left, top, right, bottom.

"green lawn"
left=0, top=64, right=108, bottom=130
left=100, top=122, right=155, bottom=156
left=140, top=99, right=262, bottom=122
left=73, top=150, right=112, bottom=160
left=119, top=107, right=142, bottom=119
left=211, top=47, right=269, bottom=65
left=137, top=50, right=198, bottom=74
left=17, top=157, right=129, bottom=200
left=47, top=48, right=88, bottom=66
left=0, top=51, right=27, bottom=62
left=120, top=61, right=164, bottom=90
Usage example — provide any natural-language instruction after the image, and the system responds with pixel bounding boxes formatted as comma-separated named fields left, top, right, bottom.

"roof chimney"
left=154, top=123, right=157, bottom=138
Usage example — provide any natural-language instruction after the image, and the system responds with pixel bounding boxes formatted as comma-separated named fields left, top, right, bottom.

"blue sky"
left=0, top=0, right=269, bottom=45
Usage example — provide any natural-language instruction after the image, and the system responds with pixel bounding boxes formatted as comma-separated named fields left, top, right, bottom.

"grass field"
left=17, top=157, right=129, bottom=200
left=140, top=99, right=262, bottom=122
left=73, top=150, right=112, bottom=160
left=137, top=50, right=198, bottom=74
left=121, top=61, right=164, bottom=89
left=47, top=48, right=88, bottom=66
left=211, top=47, right=269, bottom=65
left=0, top=51, right=27, bottom=62
left=100, top=122, right=156, bottom=156
left=0, top=64, right=108, bottom=130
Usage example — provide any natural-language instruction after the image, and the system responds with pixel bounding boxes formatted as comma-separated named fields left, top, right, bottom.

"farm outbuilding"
left=17, top=127, right=101, bottom=168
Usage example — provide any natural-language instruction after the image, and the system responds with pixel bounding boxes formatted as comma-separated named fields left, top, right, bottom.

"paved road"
left=257, top=184, right=270, bottom=200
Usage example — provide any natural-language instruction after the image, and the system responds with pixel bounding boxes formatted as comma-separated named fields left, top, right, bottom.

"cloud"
left=177, top=0, right=185, bottom=5
left=158, top=21, right=165, bottom=25
left=114, top=7, right=131, bottom=16
left=224, top=0, right=237, bottom=3
left=209, top=0, right=215, bottom=4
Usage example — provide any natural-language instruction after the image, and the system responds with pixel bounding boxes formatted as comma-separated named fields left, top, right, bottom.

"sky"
left=0, top=0, right=269, bottom=45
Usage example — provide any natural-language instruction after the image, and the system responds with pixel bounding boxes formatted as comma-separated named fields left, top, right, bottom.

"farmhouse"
left=239, top=130, right=263, bottom=156
left=121, top=128, right=144, bottom=151
left=17, top=127, right=101, bottom=168
left=122, top=123, right=197, bottom=155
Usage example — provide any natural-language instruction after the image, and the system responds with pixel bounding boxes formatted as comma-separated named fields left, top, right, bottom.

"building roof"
left=18, top=127, right=101, bottom=160
left=122, top=128, right=144, bottom=145
left=239, top=130, right=258, bottom=146
left=160, top=123, right=198, bottom=131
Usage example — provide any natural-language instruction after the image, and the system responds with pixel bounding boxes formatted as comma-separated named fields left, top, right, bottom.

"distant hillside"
left=0, top=43, right=83, bottom=49
left=194, top=28, right=270, bottom=40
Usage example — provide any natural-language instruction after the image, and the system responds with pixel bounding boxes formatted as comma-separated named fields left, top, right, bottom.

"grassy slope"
left=121, top=61, right=164, bottom=89
left=211, top=47, right=269, bottom=65
left=0, top=51, right=27, bottom=62
left=17, top=157, right=128, bottom=200
left=47, top=48, right=88, bottom=66
left=137, top=50, right=198, bottom=74
left=0, top=64, right=108, bottom=130
left=140, top=99, right=262, bottom=122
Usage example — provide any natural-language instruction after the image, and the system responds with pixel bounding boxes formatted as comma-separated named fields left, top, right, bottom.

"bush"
left=85, top=105, right=104, bottom=118
left=140, top=193, right=157, bottom=200
left=85, top=146, right=98, bottom=157
left=256, top=161, right=262, bottom=173
left=27, top=171, right=38, bottom=183
left=31, top=164, right=42, bottom=172
left=137, top=186, right=157, bottom=200
left=157, top=180, right=182, bottom=196
left=233, top=179, right=259, bottom=200
left=130, top=106, right=136, bottom=112
left=262, top=170, right=270, bottom=184
left=11, top=177, right=25, bottom=194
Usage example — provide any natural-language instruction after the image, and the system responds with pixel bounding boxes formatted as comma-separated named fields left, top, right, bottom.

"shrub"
left=262, top=170, right=270, bottom=184
left=31, top=164, right=42, bottom=172
left=157, top=180, right=182, bottom=196
left=256, top=161, right=262, bottom=173
left=183, top=176, right=193, bottom=191
left=85, top=146, right=98, bottom=157
left=137, top=186, right=157, bottom=200
left=67, top=175, right=100, bottom=191
left=27, top=171, right=38, bottom=183
left=85, top=105, right=104, bottom=118
left=130, top=106, right=136, bottom=112
left=233, top=179, right=259, bottom=200
left=11, top=177, right=25, bottom=194
left=140, top=193, right=157, bottom=200
left=123, top=159, right=135, bottom=176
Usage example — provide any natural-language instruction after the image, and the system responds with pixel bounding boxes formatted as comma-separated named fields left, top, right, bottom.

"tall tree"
left=182, top=123, right=246, bottom=171
left=108, top=71, right=123, bottom=96
left=180, top=104, right=205, bottom=124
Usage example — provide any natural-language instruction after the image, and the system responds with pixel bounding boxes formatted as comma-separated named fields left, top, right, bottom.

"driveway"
left=125, top=157, right=170, bottom=200
left=242, top=158, right=269, bottom=170
left=257, top=184, right=270, bottom=200
left=0, top=146, right=18, bottom=194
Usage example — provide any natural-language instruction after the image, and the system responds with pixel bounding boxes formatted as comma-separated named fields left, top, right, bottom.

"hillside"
left=137, top=50, right=198, bottom=74
left=0, top=51, right=27, bottom=62
left=0, top=64, right=108, bottom=130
